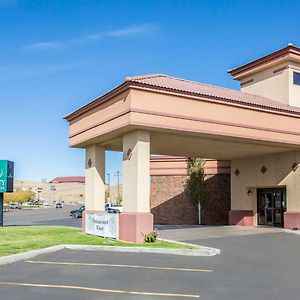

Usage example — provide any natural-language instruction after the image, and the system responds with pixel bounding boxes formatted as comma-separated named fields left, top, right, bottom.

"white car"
left=54, top=202, right=63, bottom=208
left=112, top=205, right=122, bottom=213
left=9, top=203, right=22, bottom=209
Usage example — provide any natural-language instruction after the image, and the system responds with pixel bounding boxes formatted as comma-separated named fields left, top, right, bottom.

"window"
left=293, top=72, right=300, bottom=86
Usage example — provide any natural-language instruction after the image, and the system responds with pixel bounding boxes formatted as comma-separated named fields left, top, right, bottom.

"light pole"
left=115, top=171, right=121, bottom=199
left=106, top=173, right=110, bottom=199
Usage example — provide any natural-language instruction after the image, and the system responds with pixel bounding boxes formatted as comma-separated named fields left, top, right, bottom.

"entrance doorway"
left=257, top=188, right=286, bottom=227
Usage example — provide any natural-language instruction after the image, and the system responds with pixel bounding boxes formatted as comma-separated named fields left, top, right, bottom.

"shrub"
left=144, top=231, right=158, bottom=243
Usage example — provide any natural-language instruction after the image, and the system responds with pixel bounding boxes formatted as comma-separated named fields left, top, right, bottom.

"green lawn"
left=0, top=226, right=195, bottom=257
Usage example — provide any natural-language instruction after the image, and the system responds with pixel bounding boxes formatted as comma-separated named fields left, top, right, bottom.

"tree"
left=4, top=190, right=34, bottom=204
left=185, top=158, right=206, bottom=225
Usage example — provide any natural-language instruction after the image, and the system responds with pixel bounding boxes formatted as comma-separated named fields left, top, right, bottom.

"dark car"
left=106, top=207, right=120, bottom=214
left=70, top=205, right=85, bottom=218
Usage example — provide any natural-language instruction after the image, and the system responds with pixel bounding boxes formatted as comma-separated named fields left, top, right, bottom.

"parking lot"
left=2, top=209, right=300, bottom=299
left=1, top=229, right=300, bottom=300
left=3, top=205, right=81, bottom=228
left=0, top=249, right=212, bottom=299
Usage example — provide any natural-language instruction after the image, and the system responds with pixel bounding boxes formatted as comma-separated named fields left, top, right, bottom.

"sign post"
left=0, top=160, right=14, bottom=226
left=0, top=193, right=3, bottom=226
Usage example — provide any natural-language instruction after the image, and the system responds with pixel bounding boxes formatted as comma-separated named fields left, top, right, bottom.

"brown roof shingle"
left=125, top=74, right=300, bottom=115
left=65, top=73, right=300, bottom=121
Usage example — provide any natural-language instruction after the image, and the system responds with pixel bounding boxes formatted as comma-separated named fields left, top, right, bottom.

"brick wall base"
left=284, top=212, right=300, bottom=229
left=229, top=210, right=253, bottom=226
left=150, top=174, right=230, bottom=225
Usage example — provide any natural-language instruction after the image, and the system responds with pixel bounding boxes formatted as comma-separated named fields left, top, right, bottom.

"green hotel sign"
left=0, top=160, right=14, bottom=193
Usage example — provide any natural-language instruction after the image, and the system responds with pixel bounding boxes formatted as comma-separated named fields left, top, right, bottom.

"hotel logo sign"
left=85, top=212, right=119, bottom=239
left=0, top=160, right=14, bottom=193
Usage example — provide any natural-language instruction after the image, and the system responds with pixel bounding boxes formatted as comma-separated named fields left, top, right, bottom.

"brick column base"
left=119, top=212, right=153, bottom=243
left=284, top=212, right=300, bottom=229
left=229, top=210, right=253, bottom=226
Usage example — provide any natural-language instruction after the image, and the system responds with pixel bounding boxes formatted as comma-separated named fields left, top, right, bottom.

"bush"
left=144, top=231, right=158, bottom=243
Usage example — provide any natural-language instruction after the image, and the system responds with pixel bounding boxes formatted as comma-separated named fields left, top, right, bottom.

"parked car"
left=112, top=205, right=122, bottom=213
left=105, top=203, right=122, bottom=213
left=106, top=207, right=120, bottom=214
left=55, top=202, right=63, bottom=209
left=70, top=205, right=85, bottom=218
left=9, top=203, right=22, bottom=209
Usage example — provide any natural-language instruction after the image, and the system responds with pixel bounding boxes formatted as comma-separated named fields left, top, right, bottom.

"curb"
left=157, top=238, right=221, bottom=255
left=65, top=244, right=220, bottom=256
left=0, top=243, right=220, bottom=266
left=0, top=245, right=65, bottom=266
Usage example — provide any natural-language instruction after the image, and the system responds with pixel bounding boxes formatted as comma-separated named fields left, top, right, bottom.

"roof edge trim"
left=64, top=81, right=130, bottom=122
left=228, top=45, right=300, bottom=78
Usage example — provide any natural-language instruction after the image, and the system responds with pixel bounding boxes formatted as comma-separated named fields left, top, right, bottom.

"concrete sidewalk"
left=156, top=225, right=285, bottom=241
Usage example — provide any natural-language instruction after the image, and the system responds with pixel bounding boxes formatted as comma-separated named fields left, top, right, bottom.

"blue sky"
left=1, top=0, right=300, bottom=183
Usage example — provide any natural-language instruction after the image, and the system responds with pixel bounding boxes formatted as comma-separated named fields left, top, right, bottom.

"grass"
left=0, top=226, right=196, bottom=257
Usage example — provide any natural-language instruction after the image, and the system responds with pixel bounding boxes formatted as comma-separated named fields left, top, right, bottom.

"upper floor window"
left=293, top=72, right=300, bottom=86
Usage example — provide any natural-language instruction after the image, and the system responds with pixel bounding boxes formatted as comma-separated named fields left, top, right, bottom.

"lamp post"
left=115, top=171, right=121, bottom=199
left=106, top=173, right=110, bottom=198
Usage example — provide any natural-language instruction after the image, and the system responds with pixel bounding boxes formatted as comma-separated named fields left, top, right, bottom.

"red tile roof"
left=65, top=73, right=300, bottom=121
left=125, top=74, right=300, bottom=115
left=49, top=176, right=85, bottom=183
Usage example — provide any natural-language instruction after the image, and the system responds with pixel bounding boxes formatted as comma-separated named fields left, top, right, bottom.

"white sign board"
left=86, top=212, right=119, bottom=239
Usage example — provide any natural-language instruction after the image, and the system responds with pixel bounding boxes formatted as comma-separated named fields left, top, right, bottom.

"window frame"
left=293, top=71, right=300, bottom=86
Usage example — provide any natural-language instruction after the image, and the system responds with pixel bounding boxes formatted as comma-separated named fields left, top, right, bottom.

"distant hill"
left=15, top=180, right=84, bottom=205
left=14, top=180, right=122, bottom=205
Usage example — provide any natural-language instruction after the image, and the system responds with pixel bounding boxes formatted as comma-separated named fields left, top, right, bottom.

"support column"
left=119, top=130, right=153, bottom=243
left=82, top=144, right=105, bottom=233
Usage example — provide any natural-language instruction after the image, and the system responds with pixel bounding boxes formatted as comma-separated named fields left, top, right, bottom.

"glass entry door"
left=257, top=188, right=286, bottom=227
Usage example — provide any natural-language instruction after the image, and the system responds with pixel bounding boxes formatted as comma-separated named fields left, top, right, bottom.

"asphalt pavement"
left=3, top=205, right=82, bottom=227
left=0, top=249, right=211, bottom=299
left=2, top=209, right=300, bottom=299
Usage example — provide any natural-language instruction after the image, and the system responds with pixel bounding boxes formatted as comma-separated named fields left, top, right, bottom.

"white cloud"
left=89, top=24, right=157, bottom=40
left=0, top=61, right=89, bottom=82
left=21, top=42, right=62, bottom=51
left=20, top=23, right=158, bottom=51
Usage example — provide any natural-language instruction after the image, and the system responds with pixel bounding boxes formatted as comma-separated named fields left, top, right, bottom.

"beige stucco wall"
left=122, top=130, right=150, bottom=213
left=231, top=151, right=300, bottom=224
left=85, top=144, right=105, bottom=210
left=288, top=63, right=300, bottom=107
left=240, top=61, right=300, bottom=108
left=68, top=87, right=300, bottom=150
left=129, top=89, right=300, bottom=148
left=150, top=156, right=230, bottom=176
left=241, top=62, right=289, bottom=105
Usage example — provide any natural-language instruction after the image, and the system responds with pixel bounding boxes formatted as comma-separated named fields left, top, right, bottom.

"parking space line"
left=0, top=281, right=200, bottom=298
left=26, top=260, right=213, bottom=273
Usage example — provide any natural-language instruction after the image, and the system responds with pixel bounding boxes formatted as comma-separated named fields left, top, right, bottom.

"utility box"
left=0, top=160, right=14, bottom=193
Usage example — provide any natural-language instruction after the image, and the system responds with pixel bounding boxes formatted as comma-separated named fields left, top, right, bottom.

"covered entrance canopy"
left=65, top=72, right=300, bottom=242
